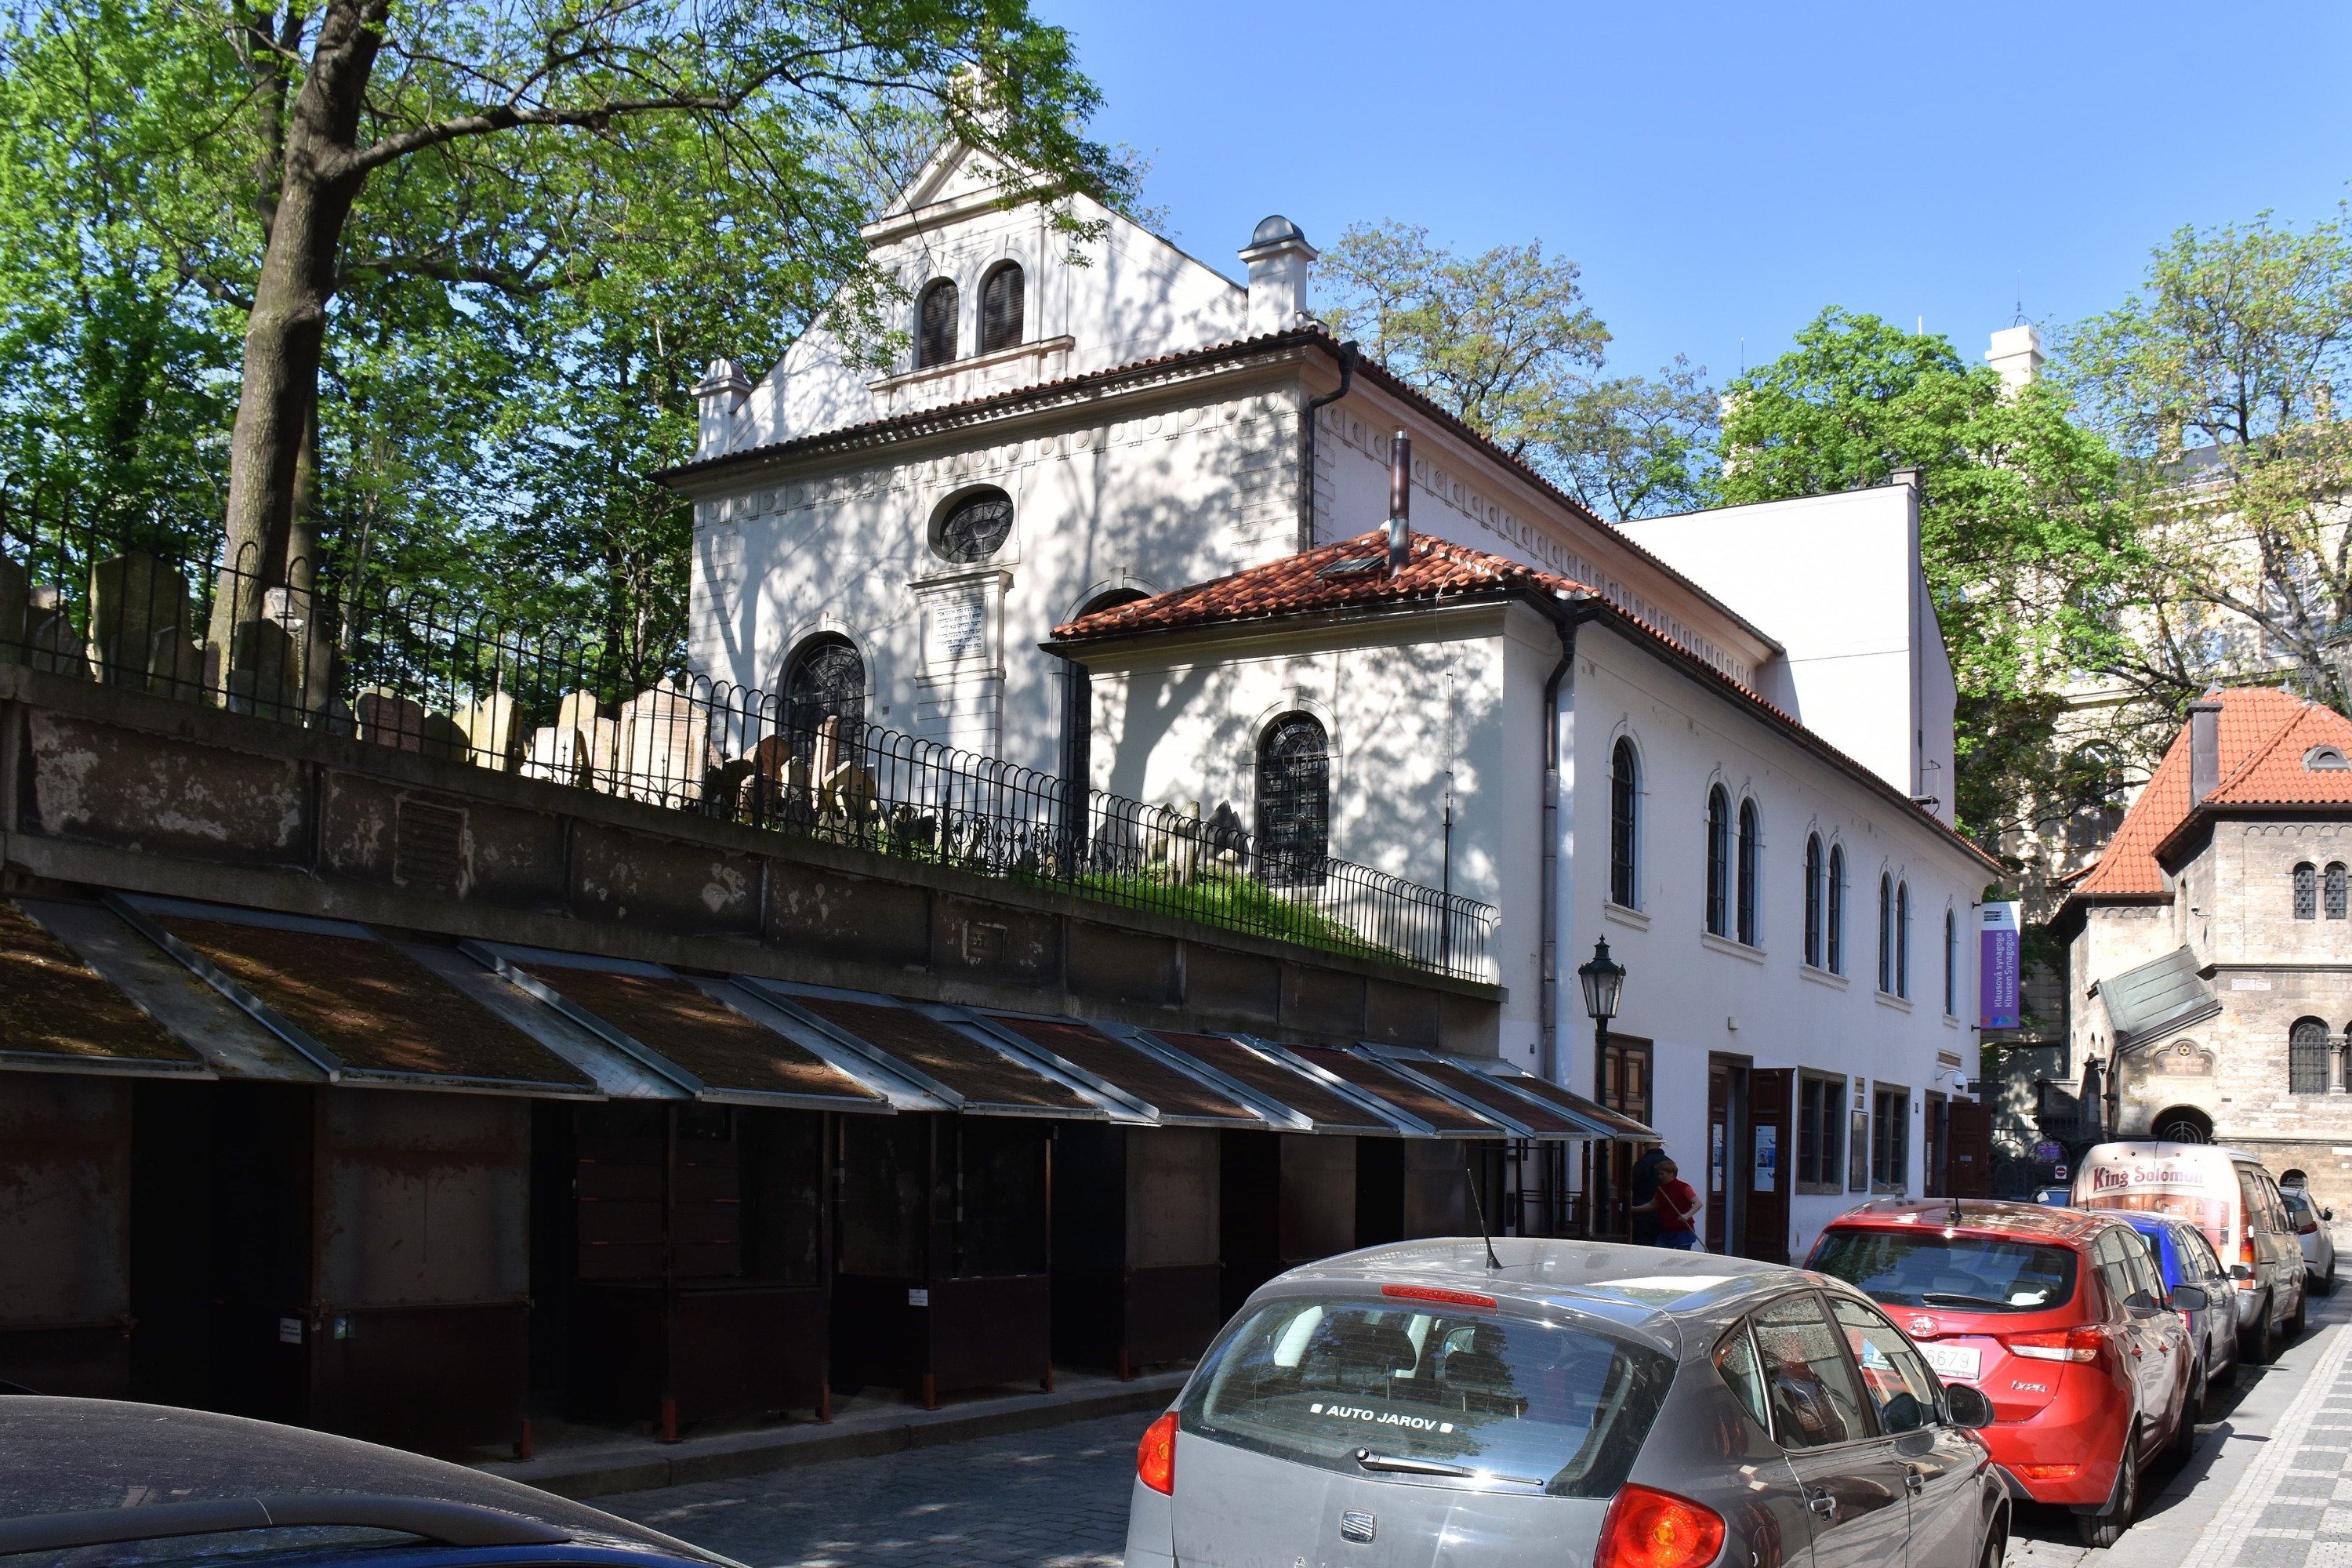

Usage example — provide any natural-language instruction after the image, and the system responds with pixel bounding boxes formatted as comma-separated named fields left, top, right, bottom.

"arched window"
left=1609, top=739, right=1639, bottom=908
left=2291, top=1017, right=2332, bottom=1095
left=1826, top=844, right=1845, bottom=975
left=1803, top=833, right=1824, bottom=967
left=1257, top=713, right=1330, bottom=887
left=2296, top=862, right=2318, bottom=920
left=782, top=633, right=866, bottom=750
left=1735, top=799, right=1760, bottom=946
left=979, top=263, right=1025, bottom=354
left=1944, top=909, right=1957, bottom=1016
left=937, top=488, right=1014, bottom=564
left=916, top=279, right=958, bottom=367
left=1877, top=874, right=1894, bottom=993
left=1704, top=786, right=1731, bottom=937
left=2328, top=862, right=2349, bottom=920
left=1896, top=880, right=1911, bottom=999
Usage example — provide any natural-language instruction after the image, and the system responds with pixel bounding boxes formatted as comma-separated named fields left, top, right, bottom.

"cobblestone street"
left=601, top=1413, right=1156, bottom=1568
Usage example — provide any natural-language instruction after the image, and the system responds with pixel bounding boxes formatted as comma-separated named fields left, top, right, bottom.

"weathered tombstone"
left=740, top=734, right=811, bottom=822
left=521, top=725, right=590, bottom=786
left=458, top=691, right=520, bottom=770
left=88, top=552, right=191, bottom=688
left=27, top=586, right=90, bottom=679
left=0, top=554, right=28, bottom=662
left=613, top=681, right=708, bottom=808
left=419, top=710, right=470, bottom=763
left=146, top=627, right=205, bottom=700
left=356, top=688, right=426, bottom=752
left=225, top=619, right=296, bottom=715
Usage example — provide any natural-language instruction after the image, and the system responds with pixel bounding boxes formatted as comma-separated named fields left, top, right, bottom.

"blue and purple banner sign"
left=1980, top=902, right=2020, bottom=1029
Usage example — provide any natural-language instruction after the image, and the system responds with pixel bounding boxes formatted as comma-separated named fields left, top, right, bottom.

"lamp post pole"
left=1575, top=938, right=1627, bottom=1240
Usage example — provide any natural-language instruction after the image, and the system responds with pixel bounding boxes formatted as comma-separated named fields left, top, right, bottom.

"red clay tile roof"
left=2073, top=688, right=2352, bottom=902
left=1052, top=528, right=2002, bottom=874
left=1054, top=528, right=1582, bottom=640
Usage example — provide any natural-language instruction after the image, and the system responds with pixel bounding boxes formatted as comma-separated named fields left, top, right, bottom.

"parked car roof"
left=1249, top=1236, right=1842, bottom=1356
left=0, top=1398, right=738, bottom=1565
left=1826, top=1197, right=2120, bottom=1243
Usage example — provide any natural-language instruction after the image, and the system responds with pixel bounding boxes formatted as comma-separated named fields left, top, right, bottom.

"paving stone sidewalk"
left=2176, top=1318, right=2352, bottom=1568
left=600, top=1410, right=1156, bottom=1568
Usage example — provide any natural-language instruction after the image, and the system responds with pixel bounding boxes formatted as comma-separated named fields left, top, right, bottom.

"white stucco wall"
left=1559, top=619, right=1984, bottom=1261
left=1617, top=482, right=1958, bottom=818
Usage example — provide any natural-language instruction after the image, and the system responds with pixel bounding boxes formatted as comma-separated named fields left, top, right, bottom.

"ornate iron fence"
left=0, top=515, right=1497, bottom=981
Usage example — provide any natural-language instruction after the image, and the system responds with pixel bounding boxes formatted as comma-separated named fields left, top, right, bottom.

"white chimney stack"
left=1985, top=325, right=2044, bottom=395
left=692, top=358, right=754, bottom=458
left=1239, top=216, right=1315, bottom=337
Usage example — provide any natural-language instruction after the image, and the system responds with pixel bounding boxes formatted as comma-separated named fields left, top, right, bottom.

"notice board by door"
left=1744, top=1069, right=1793, bottom=1264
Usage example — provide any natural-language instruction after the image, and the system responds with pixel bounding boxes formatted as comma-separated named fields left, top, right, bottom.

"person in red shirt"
left=1652, top=1158, right=1702, bottom=1250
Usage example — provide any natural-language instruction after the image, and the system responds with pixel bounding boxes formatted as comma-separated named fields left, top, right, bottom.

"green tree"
left=2065, top=209, right=2352, bottom=713
left=1317, top=220, right=1717, bottom=520
left=1715, top=307, right=2140, bottom=846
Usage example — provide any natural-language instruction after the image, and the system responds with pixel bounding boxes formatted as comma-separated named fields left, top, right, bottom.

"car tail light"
left=2002, top=1327, right=2104, bottom=1363
left=1595, top=1484, right=1726, bottom=1568
left=2015, top=1463, right=2081, bottom=1481
left=1138, top=1411, right=1177, bottom=1495
left=1381, top=1283, right=1497, bottom=1309
left=2240, top=1236, right=2259, bottom=1287
left=2302, top=1221, right=2321, bottom=1236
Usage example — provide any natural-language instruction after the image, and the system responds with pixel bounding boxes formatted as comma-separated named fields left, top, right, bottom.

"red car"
left=1808, top=1200, right=2202, bottom=1548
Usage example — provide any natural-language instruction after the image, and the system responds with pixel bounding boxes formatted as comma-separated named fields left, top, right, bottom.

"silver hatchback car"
left=1128, top=1239, right=2005, bottom=1568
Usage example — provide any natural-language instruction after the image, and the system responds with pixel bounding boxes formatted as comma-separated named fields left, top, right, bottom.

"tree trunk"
left=209, top=0, right=383, bottom=658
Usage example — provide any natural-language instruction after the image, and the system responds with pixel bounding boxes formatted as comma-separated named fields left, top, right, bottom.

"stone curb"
left=471, top=1376, right=1185, bottom=1501
left=2180, top=1321, right=2352, bottom=1568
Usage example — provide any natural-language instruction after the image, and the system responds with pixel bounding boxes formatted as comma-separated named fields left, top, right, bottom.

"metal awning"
left=1138, top=1032, right=1399, bottom=1134
left=1, top=899, right=211, bottom=1079
left=395, top=943, right=682, bottom=1100
left=736, top=979, right=1105, bottom=1120
left=1279, top=1043, right=1511, bottom=1138
left=109, top=895, right=600, bottom=1098
left=1455, top=1058, right=1660, bottom=1141
left=1357, top=1047, right=1603, bottom=1141
left=973, top=1013, right=1270, bottom=1127
left=462, top=945, right=895, bottom=1112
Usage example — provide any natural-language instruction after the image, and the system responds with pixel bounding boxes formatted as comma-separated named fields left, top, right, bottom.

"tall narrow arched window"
left=2295, top=862, right=2318, bottom=920
left=1803, top=834, right=1824, bottom=967
left=2291, top=1017, right=2332, bottom=1094
left=1826, top=845, right=1845, bottom=975
left=916, top=279, right=958, bottom=367
left=1704, top=786, right=1731, bottom=937
left=2328, top=862, right=2349, bottom=920
left=1609, top=739, right=1639, bottom=908
left=979, top=263, right=1025, bottom=354
left=1896, top=880, right=1912, bottom=999
left=1735, top=800, right=1760, bottom=946
left=1944, top=909, right=1957, bottom=1016
left=782, top=634, right=867, bottom=757
left=1877, top=874, right=1894, bottom=993
left=1257, top=713, right=1330, bottom=887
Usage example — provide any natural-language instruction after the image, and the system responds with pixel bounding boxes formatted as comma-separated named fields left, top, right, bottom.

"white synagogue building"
left=661, top=141, right=1994, bottom=1262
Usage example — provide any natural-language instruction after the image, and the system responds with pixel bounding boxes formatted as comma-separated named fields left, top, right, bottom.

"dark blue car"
left=0, top=1399, right=739, bottom=1568
left=2123, top=1214, right=2241, bottom=1392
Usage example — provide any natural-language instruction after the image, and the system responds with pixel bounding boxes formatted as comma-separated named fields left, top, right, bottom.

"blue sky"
left=1033, top=0, right=2352, bottom=388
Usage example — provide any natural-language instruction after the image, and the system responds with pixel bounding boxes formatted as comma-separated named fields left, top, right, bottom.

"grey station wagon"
left=1127, top=1238, right=2005, bottom=1568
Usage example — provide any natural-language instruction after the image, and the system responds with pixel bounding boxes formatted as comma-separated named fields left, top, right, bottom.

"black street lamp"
left=1577, top=936, right=1627, bottom=1092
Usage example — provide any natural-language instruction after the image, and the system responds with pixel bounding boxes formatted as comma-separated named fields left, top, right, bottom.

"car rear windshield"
left=1809, top=1229, right=2080, bottom=1312
left=1179, top=1294, right=1675, bottom=1497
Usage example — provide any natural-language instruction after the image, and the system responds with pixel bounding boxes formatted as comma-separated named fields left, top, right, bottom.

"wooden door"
left=1707, top=1064, right=1730, bottom=1254
left=1945, top=1098, right=1994, bottom=1199
left=1744, top=1069, right=1794, bottom=1263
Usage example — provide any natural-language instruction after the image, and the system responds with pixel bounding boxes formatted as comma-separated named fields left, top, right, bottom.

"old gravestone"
left=87, top=553, right=191, bottom=689
left=613, top=681, right=709, bottom=808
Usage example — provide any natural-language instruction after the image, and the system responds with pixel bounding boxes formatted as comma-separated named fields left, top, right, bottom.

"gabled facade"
left=1051, top=529, right=1998, bottom=1263
left=2059, top=687, right=2352, bottom=1209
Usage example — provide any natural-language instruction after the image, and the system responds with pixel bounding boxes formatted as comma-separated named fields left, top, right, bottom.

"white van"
left=2072, top=1142, right=2307, bottom=1363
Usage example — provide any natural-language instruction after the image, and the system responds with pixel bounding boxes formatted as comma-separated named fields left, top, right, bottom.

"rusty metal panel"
left=27, top=711, right=307, bottom=865
left=315, top=1089, right=530, bottom=1307
left=0, top=1074, right=132, bottom=1327
left=0, top=902, right=206, bottom=1075
left=1277, top=1133, right=1356, bottom=1265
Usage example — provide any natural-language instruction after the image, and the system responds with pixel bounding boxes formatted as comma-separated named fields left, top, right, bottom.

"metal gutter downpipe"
left=1298, top=340, right=1358, bottom=550
left=1535, top=595, right=1587, bottom=1085
left=1386, top=430, right=1412, bottom=572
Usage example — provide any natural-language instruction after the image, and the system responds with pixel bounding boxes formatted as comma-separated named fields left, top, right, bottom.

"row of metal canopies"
left=0, top=891, right=1652, bottom=1454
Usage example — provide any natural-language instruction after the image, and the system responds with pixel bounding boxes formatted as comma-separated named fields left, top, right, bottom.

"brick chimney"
left=2188, top=698, right=2223, bottom=804
left=1240, top=216, right=1315, bottom=336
